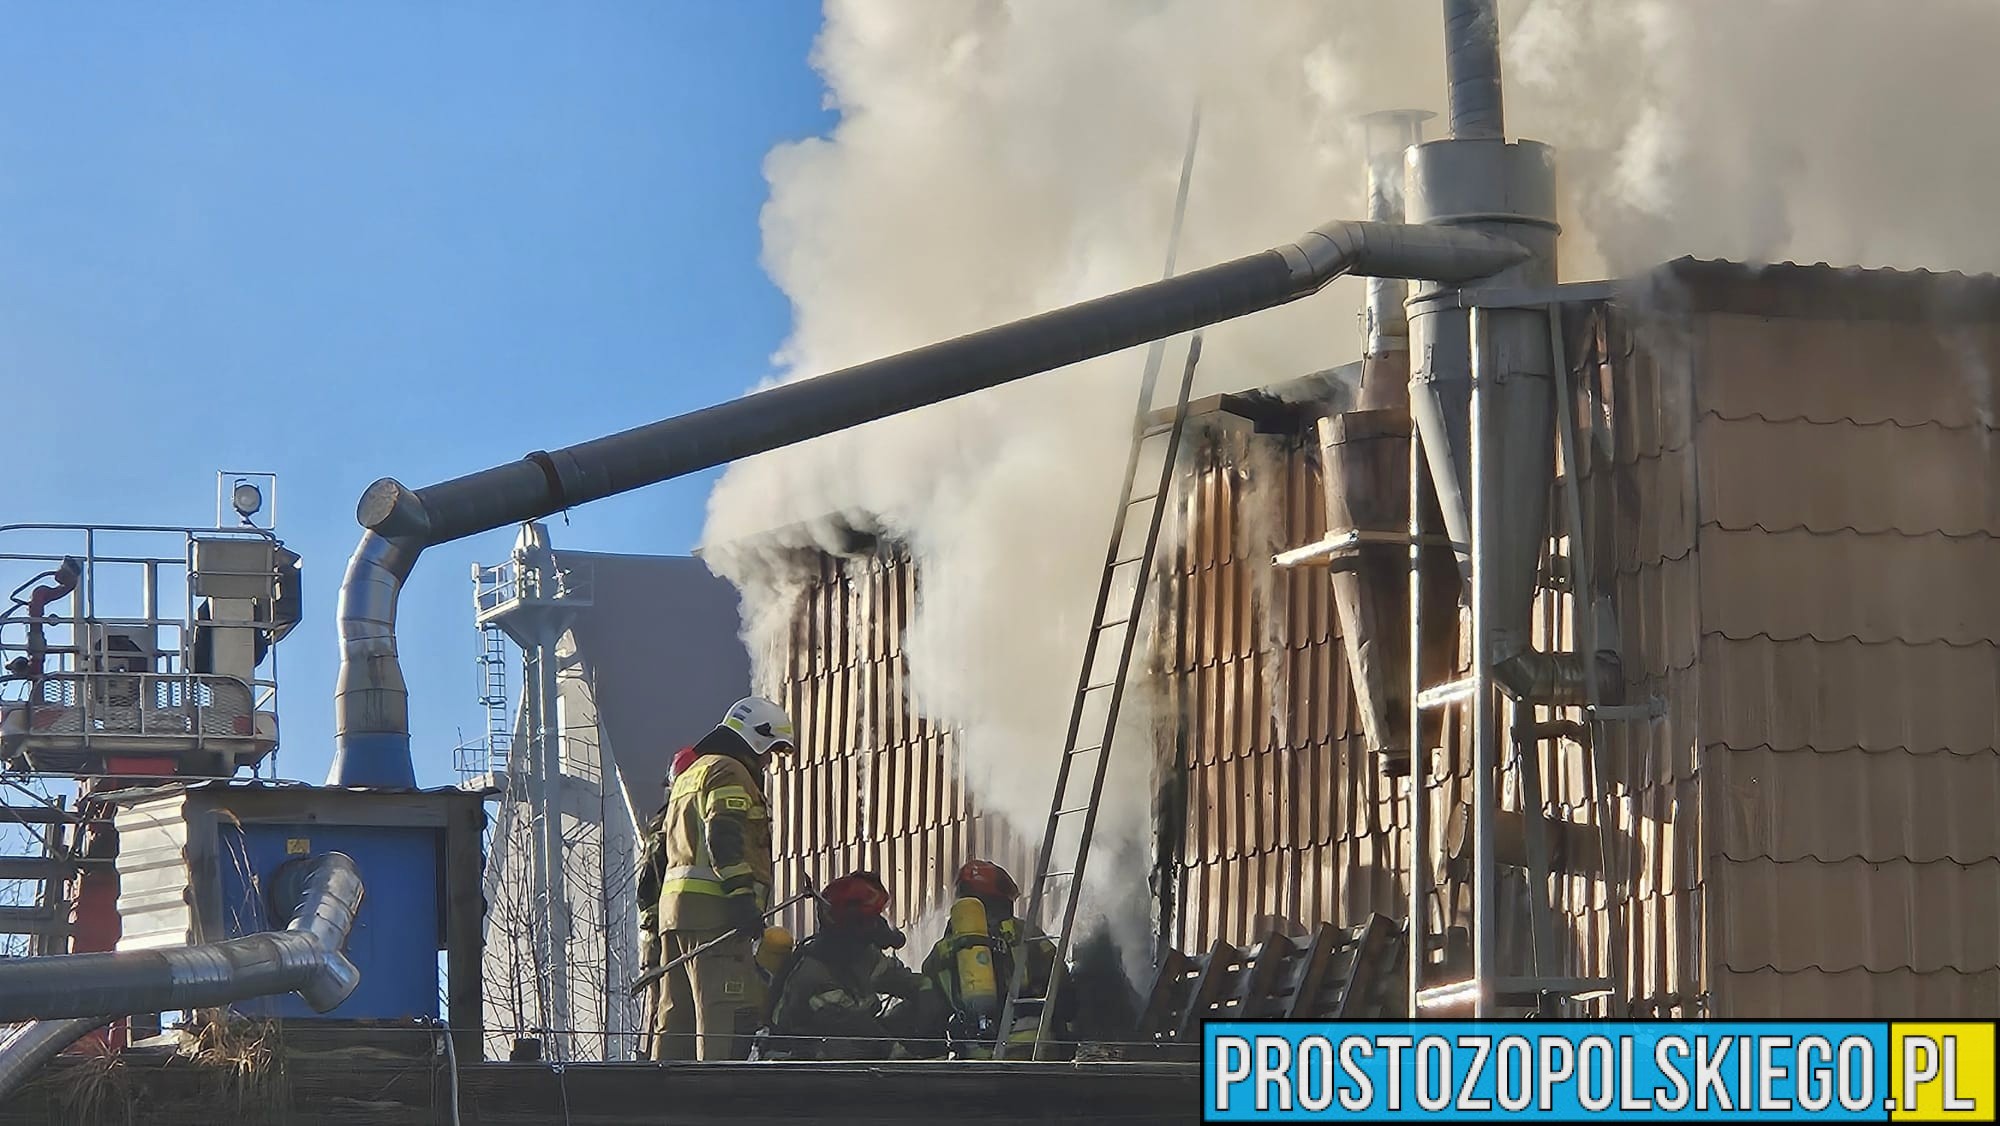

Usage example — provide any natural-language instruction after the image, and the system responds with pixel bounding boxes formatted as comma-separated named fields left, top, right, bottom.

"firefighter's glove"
left=726, top=896, right=765, bottom=938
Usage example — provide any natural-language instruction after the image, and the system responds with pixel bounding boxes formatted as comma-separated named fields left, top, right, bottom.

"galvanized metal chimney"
left=1318, top=107, right=1459, bottom=767
left=1356, top=109, right=1434, bottom=412
left=1407, top=0, right=1561, bottom=664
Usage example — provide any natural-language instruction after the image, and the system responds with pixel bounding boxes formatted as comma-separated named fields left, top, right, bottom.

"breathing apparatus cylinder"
left=948, top=897, right=998, bottom=1019
left=756, top=926, right=794, bottom=978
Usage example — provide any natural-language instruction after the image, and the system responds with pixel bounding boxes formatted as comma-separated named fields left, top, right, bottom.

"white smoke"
left=703, top=0, right=2000, bottom=960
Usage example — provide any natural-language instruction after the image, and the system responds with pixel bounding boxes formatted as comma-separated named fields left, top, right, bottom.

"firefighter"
left=636, top=745, right=702, bottom=1059
left=650, top=697, right=795, bottom=1061
left=920, top=859, right=1072, bottom=1057
left=763, top=871, right=938, bottom=1060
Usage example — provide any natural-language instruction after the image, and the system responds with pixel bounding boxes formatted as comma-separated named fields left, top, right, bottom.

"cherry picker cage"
left=0, top=475, right=298, bottom=972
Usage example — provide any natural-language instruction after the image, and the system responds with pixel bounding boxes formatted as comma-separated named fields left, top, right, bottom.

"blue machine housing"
left=219, top=822, right=443, bottom=1020
left=107, top=780, right=487, bottom=1032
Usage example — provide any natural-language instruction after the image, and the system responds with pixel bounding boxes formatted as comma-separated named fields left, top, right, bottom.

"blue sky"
left=0, top=3, right=834, bottom=787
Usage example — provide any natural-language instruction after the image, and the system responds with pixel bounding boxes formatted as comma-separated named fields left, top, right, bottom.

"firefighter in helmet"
left=762, top=871, right=939, bottom=1060
left=921, top=859, right=1071, bottom=1057
left=636, top=745, right=702, bottom=1058
left=649, top=697, right=795, bottom=1061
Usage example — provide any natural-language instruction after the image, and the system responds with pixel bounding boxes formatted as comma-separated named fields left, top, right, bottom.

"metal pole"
left=519, top=632, right=553, bottom=1051
left=1469, top=305, right=1497, bottom=1018
left=535, top=613, right=570, bottom=1060
left=1407, top=426, right=1429, bottom=1016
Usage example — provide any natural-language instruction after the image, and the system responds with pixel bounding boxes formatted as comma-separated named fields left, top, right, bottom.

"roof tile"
left=1695, top=415, right=2000, bottom=537
left=1696, top=312, right=2000, bottom=428
left=1708, top=746, right=2000, bottom=863
left=1698, top=527, right=2000, bottom=646
left=1696, top=635, right=2000, bottom=752
left=1715, top=857, right=2000, bottom=974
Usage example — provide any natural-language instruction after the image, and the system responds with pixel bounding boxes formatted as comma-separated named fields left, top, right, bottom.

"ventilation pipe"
left=329, top=219, right=1535, bottom=787
left=0, top=852, right=363, bottom=1099
left=1316, top=107, right=1462, bottom=767
left=1356, top=109, right=1434, bottom=412
left=1408, top=0, right=1565, bottom=681
left=1442, top=0, right=1506, bottom=141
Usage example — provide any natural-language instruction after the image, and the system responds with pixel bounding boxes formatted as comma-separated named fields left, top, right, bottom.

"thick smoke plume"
left=702, top=0, right=2000, bottom=959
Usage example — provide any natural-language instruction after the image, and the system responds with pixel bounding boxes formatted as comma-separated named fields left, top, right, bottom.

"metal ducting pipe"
left=0, top=852, right=364, bottom=1098
left=1443, top=0, right=1505, bottom=141
left=332, top=533, right=421, bottom=789
left=330, top=218, right=1534, bottom=786
left=0, top=1018, right=109, bottom=1102
left=1357, top=108, right=1435, bottom=412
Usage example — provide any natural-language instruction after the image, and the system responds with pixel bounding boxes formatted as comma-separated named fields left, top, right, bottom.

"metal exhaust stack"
left=329, top=218, right=1534, bottom=787
left=1357, top=109, right=1434, bottom=412
left=1317, top=108, right=1460, bottom=767
left=1408, top=0, right=1562, bottom=673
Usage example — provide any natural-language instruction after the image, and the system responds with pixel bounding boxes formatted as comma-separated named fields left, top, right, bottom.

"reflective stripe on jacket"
left=657, top=751, right=772, bottom=931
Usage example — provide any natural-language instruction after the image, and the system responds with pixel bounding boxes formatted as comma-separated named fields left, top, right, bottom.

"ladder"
left=478, top=623, right=512, bottom=776
left=0, top=787, right=81, bottom=956
left=996, top=105, right=1204, bottom=1061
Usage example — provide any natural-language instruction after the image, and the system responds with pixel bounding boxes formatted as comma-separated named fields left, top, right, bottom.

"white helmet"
left=721, top=696, right=796, bottom=757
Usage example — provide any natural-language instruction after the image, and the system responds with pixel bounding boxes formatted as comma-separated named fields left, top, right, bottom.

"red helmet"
left=954, top=859, right=1019, bottom=902
left=667, top=746, right=699, bottom=784
left=822, top=871, right=891, bottom=927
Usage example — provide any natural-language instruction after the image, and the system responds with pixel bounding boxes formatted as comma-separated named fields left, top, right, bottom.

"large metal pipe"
left=1443, top=0, right=1505, bottom=140
left=0, top=852, right=364, bottom=1098
left=330, top=218, right=1533, bottom=785
left=331, top=532, right=421, bottom=789
left=360, top=222, right=1530, bottom=547
left=1358, top=109, right=1435, bottom=408
left=0, top=1018, right=108, bottom=1101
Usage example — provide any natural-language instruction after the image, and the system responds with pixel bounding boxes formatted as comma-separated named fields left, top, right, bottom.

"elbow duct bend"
left=0, top=852, right=365, bottom=1099
left=331, top=218, right=1531, bottom=787
left=327, top=532, right=421, bottom=788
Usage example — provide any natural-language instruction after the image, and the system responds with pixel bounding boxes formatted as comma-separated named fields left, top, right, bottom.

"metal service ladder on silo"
left=996, top=106, right=1203, bottom=1062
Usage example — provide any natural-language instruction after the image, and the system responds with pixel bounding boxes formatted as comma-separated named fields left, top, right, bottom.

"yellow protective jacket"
left=657, top=751, right=772, bottom=932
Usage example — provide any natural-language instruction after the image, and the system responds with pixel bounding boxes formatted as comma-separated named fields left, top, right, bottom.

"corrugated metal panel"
left=764, top=547, right=1032, bottom=939
left=1697, top=634, right=2000, bottom=752
left=1697, top=529, right=2000, bottom=645
left=1694, top=415, right=2000, bottom=537
left=1709, top=746, right=2000, bottom=864
left=1714, top=857, right=2000, bottom=974
left=1168, top=426, right=1425, bottom=954
left=1695, top=312, right=1999, bottom=427
left=111, top=791, right=196, bottom=952
left=1672, top=261, right=2000, bottom=1017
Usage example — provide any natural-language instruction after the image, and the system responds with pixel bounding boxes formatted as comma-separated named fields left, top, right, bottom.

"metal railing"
left=0, top=522, right=288, bottom=773
left=474, top=555, right=595, bottom=620
left=2, top=671, right=264, bottom=745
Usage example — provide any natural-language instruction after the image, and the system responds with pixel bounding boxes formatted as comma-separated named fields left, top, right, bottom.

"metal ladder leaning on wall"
left=995, top=105, right=1204, bottom=1062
